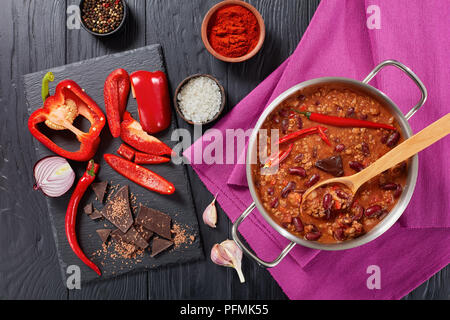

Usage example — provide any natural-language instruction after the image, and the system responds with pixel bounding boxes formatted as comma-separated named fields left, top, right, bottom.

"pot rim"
left=245, top=76, right=419, bottom=251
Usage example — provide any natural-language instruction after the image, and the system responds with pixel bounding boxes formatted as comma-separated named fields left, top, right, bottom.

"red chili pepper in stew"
left=130, top=70, right=171, bottom=134
left=317, top=126, right=331, bottom=146
left=65, top=160, right=101, bottom=276
left=264, top=143, right=294, bottom=168
left=277, top=126, right=327, bottom=145
left=293, top=110, right=396, bottom=130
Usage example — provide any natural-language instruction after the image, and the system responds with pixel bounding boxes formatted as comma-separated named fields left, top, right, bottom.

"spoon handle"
left=354, top=113, right=450, bottom=187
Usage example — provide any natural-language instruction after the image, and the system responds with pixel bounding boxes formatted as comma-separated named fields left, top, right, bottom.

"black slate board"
left=23, top=44, right=203, bottom=283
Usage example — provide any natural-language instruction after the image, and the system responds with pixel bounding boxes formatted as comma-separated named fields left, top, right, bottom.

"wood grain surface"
left=0, top=0, right=447, bottom=300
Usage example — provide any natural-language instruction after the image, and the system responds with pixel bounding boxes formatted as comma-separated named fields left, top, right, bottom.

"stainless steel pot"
left=232, top=60, right=427, bottom=267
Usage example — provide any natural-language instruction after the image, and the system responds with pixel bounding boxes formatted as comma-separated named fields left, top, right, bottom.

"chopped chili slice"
left=264, top=143, right=293, bottom=168
left=277, top=126, right=320, bottom=145
left=317, top=126, right=331, bottom=146
left=117, top=143, right=135, bottom=161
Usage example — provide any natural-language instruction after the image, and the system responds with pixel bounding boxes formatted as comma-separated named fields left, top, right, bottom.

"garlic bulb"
left=202, top=193, right=218, bottom=228
left=210, top=239, right=245, bottom=283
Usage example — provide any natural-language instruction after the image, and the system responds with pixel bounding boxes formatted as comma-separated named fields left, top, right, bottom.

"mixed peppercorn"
left=81, top=0, right=124, bottom=34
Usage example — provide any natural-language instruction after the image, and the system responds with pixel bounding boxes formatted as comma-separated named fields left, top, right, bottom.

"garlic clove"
left=202, top=193, right=218, bottom=228
left=210, top=239, right=245, bottom=283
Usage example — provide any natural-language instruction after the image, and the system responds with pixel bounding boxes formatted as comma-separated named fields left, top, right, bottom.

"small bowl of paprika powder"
left=201, top=0, right=265, bottom=63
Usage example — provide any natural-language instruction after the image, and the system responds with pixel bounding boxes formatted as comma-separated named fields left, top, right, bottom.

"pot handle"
left=232, top=202, right=296, bottom=268
left=362, top=60, right=427, bottom=120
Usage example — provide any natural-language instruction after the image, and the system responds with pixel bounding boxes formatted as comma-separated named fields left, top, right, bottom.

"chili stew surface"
left=252, top=84, right=408, bottom=244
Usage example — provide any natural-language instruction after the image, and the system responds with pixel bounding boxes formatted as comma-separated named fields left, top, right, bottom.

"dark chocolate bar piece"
left=110, top=226, right=148, bottom=250
left=84, top=203, right=93, bottom=215
left=101, top=185, right=133, bottom=233
left=96, top=229, right=112, bottom=243
left=135, top=205, right=172, bottom=239
left=91, top=181, right=108, bottom=203
left=150, top=237, right=173, bottom=257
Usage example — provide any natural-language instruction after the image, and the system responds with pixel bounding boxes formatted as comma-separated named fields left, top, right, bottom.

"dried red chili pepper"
left=104, top=68, right=130, bottom=137
left=65, top=160, right=101, bottom=275
left=293, top=110, right=396, bottom=130
left=28, top=79, right=105, bottom=161
left=130, top=70, right=171, bottom=134
left=104, top=154, right=175, bottom=195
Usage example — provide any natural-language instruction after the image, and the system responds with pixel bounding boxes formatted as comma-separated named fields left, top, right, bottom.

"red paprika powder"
left=207, top=5, right=260, bottom=58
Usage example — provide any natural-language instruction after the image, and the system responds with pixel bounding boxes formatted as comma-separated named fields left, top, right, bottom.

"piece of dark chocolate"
left=150, top=237, right=173, bottom=257
left=84, top=203, right=93, bottom=215
left=90, top=209, right=103, bottom=220
left=101, top=185, right=133, bottom=233
left=91, top=181, right=108, bottom=203
left=136, top=205, right=172, bottom=239
left=110, top=226, right=148, bottom=249
left=96, top=229, right=112, bottom=243
left=134, top=224, right=154, bottom=242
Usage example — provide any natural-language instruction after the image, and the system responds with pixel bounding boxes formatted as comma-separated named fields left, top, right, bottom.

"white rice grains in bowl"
left=177, top=76, right=222, bottom=124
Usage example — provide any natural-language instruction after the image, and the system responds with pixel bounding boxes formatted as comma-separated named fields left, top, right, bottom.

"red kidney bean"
left=361, top=142, right=370, bottom=156
left=315, top=100, right=320, bottom=105
left=324, top=208, right=333, bottom=220
left=381, top=134, right=389, bottom=144
left=346, top=107, right=355, bottom=117
left=267, top=187, right=275, bottom=195
left=386, top=131, right=400, bottom=147
left=281, top=119, right=289, bottom=134
left=380, top=183, right=397, bottom=190
left=294, top=153, right=304, bottom=162
left=349, top=161, right=365, bottom=172
left=360, top=113, right=368, bottom=120
left=279, top=108, right=290, bottom=117
left=305, top=174, right=320, bottom=188
left=305, top=231, right=322, bottom=241
left=297, top=116, right=303, bottom=129
left=270, top=197, right=279, bottom=208
left=365, top=205, right=382, bottom=217
left=322, top=193, right=333, bottom=210
left=393, top=184, right=402, bottom=198
left=336, top=189, right=349, bottom=199
left=298, top=94, right=306, bottom=101
left=334, top=228, right=346, bottom=241
left=336, top=105, right=343, bottom=112
left=289, top=166, right=306, bottom=177
left=351, top=203, right=364, bottom=220
left=281, top=181, right=296, bottom=198
left=292, top=217, right=304, bottom=232
left=335, top=144, right=345, bottom=152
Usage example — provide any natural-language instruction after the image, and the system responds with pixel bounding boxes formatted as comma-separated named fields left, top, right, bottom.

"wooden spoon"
left=300, top=113, right=450, bottom=211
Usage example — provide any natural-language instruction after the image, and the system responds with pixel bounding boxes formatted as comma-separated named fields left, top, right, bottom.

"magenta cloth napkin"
left=184, top=0, right=450, bottom=299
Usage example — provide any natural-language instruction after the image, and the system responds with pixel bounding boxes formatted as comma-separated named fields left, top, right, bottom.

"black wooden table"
left=0, top=0, right=447, bottom=300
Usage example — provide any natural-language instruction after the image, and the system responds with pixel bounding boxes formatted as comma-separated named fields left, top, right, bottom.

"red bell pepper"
left=130, top=70, right=171, bottom=134
left=66, top=160, right=101, bottom=275
left=28, top=79, right=106, bottom=162
left=117, top=143, right=135, bottom=161
left=104, top=68, right=130, bottom=137
left=134, top=152, right=170, bottom=165
left=104, top=154, right=175, bottom=195
left=120, top=111, right=173, bottom=156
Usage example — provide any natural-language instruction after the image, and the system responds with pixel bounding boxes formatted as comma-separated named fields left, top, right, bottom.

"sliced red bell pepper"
left=120, top=111, right=173, bottom=156
left=130, top=70, right=171, bottom=134
left=117, top=143, right=135, bottom=161
left=28, top=79, right=105, bottom=162
left=104, top=154, right=175, bottom=195
left=104, top=68, right=130, bottom=137
left=134, top=152, right=170, bottom=165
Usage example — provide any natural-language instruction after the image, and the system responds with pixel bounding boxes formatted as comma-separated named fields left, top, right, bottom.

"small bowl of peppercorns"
left=80, top=0, right=127, bottom=37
